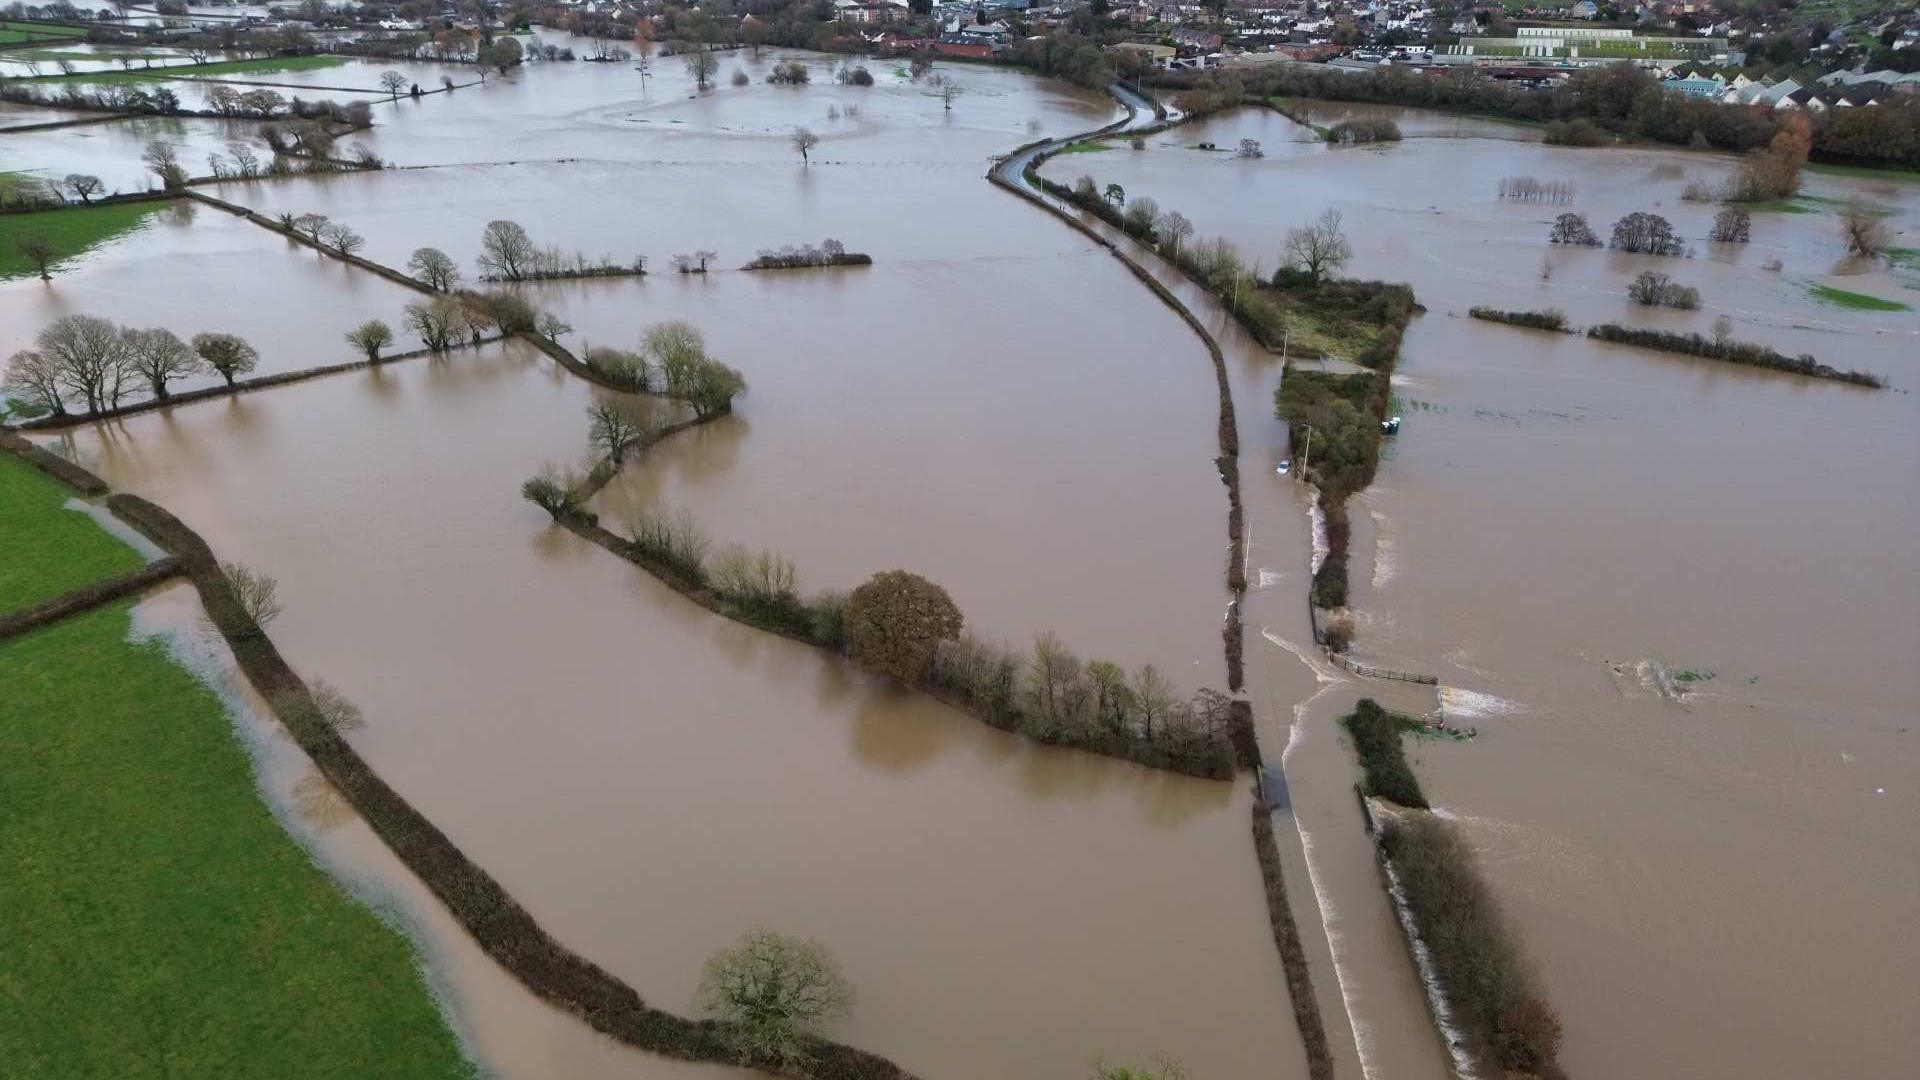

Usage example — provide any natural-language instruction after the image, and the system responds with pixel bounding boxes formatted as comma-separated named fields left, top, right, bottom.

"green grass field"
left=0, top=604, right=475, bottom=1079
left=1809, top=283, right=1912, bottom=311
left=0, top=466, right=472, bottom=1077
left=1886, top=247, right=1919, bottom=270
left=0, top=200, right=172, bottom=280
left=1806, top=161, right=1920, bottom=185
left=0, top=20, right=84, bottom=45
left=23, top=53, right=347, bottom=84
left=0, top=455, right=143, bottom=610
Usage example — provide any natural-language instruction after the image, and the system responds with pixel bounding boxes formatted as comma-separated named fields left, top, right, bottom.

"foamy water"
left=1437, top=686, right=1527, bottom=722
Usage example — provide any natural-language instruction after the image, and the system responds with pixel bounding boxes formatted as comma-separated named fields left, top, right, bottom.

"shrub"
left=521, top=464, right=584, bottom=518
left=1547, top=212, right=1599, bottom=247
left=624, top=503, right=709, bottom=581
left=1708, top=208, right=1750, bottom=243
left=807, top=589, right=850, bottom=649
left=767, top=61, right=810, bottom=84
left=1343, top=698, right=1427, bottom=808
left=1585, top=324, right=1882, bottom=387
left=845, top=570, right=964, bottom=685
left=1542, top=117, right=1605, bottom=146
left=1468, top=307, right=1568, bottom=332
left=1609, top=211, right=1683, bottom=256
left=1325, top=117, right=1400, bottom=144
left=1679, top=178, right=1715, bottom=202
left=1625, top=271, right=1699, bottom=309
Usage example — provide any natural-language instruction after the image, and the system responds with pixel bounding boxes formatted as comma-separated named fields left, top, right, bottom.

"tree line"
left=4, top=315, right=258, bottom=418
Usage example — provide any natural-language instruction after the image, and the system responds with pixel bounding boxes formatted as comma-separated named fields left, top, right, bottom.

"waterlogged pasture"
left=0, top=201, right=423, bottom=396
left=1056, top=104, right=1920, bottom=1080
left=44, top=342, right=1301, bottom=1080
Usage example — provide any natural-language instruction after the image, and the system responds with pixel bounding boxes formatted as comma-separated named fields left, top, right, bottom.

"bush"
left=1708, top=207, right=1751, bottom=243
left=1468, top=307, right=1568, bottom=332
left=1325, top=117, right=1400, bottom=144
left=624, top=503, right=709, bottom=581
left=1542, top=117, right=1605, bottom=146
left=845, top=570, right=963, bottom=685
left=767, top=61, right=810, bottom=84
left=696, top=929, right=852, bottom=1070
left=521, top=464, right=584, bottom=518
left=1625, top=271, right=1698, bottom=310
left=1342, top=698, right=1428, bottom=809
left=1585, top=324, right=1882, bottom=387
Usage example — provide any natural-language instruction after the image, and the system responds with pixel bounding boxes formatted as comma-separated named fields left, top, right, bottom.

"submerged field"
left=1050, top=104, right=1919, bottom=1079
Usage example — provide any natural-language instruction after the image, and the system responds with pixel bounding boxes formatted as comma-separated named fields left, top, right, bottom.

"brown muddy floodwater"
left=1049, top=106, right=1920, bottom=1078
left=42, top=329, right=1296, bottom=1080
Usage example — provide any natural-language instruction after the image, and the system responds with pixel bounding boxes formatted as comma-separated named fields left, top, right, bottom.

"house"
left=1170, top=27, right=1223, bottom=52
left=1570, top=1, right=1599, bottom=19
left=1663, top=76, right=1721, bottom=98
left=1109, top=41, right=1176, bottom=66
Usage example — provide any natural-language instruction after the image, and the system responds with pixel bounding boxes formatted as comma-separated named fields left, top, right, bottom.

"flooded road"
left=1049, top=104, right=1920, bottom=1079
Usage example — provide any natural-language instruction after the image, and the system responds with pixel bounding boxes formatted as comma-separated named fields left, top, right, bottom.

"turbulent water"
left=1051, top=103, right=1920, bottom=1079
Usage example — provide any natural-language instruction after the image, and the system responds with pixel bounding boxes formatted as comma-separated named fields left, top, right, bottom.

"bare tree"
left=940, top=82, right=959, bottom=110
left=379, top=70, right=408, bottom=100
left=2, top=349, right=68, bottom=417
left=478, top=219, right=537, bottom=280
left=1711, top=314, right=1734, bottom=347
left=345, top=320, right=394, bottom=362
left=697, top=929, right=853, bottom=1068
left=684, top=48, right=718, bottom=90
left=39, top=314, right=129, bottom=414
left=1841, top=202, right=1889, bottom=259
left=64, top=173, right=104, bottom=203
left=191, top=332, right=259, bottom=387
left=123, top=327, right=202, bottom=401
left=1548, top=212, right=1601, bottom=247
left=292, top=213, right=331, bottom=243
left=320, top=221, right=365, bottom=255
left=1708, top=207, right=1751, bottom=244
left=407, top=246, right=461, bottom=290
left=1283, top=208, right=1352, bottom=284
left=221, top=562, right=283, bottom=626
left=587, top=400, right=648, bottom=462
left=1158, top=210, right=1194, bottom=255
left=403, top=297, right=466, bottom=352
left=141, top=140, right=186, bottom=189
left=537, top=312, right=572, bottom=343
left=791, top=126, right=819, bottom=165
left=15, top=233, right=57, bottom=281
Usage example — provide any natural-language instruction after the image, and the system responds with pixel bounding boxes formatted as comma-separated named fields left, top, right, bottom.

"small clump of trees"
left=1625, top=271, right=1700, bottom=310
left=476, top=219, right=644, bottom=282
left=2, top=315, right=263, bottom=417
left=1325, top=117, right=1401, bottom=145
left=743, top=238, right=871, bottom=271
left=1585, top=324, right=1883, bottom=387
left=1496, top=176, right=1575, bottom=204
left=1467, top=307, right=1569, bottom=333
left=1842, top=201, right=1890, bottom=259
left=1609, top=211, right=1685, bottom=256
left=1708, top=208, right=1751, bottom=244
left=766, top=61, right=810, bottom=85
left=1547, top=212, right=1600, bottom=247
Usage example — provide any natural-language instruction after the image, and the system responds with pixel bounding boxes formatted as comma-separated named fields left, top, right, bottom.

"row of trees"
left=579, top=321, right=746, bottom=419
left=3, top=315, right=256, bottom=417
left=476, top=220, right=645, bottom=282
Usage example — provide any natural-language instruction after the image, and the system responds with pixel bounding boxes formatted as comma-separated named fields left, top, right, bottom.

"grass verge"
left=0, top=603, right=473, bottom=1079
left=24, top=54, right=346, bottom=84
left=0, top=454, right=143, bottom=610
left=0, top=200, right=171, bottom=280
left=1808, top=283, right=1911, bottom=312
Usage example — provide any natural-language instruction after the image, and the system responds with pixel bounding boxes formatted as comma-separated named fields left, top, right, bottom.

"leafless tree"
left=697, top=929, right=853, bottom=1068
left=191, top=332, right=259, bottom=387
left=15, top=233, right=57, bottom=281
left=320, top=221, right=365, bottom=255
left=345, top=320, right=394, bottom=362
left=2, top=349, right=68, bottom=417
left=64, top=173, right=104, bottom=203
left=587, top=400, right=648, bottom=462
left=1841, top=202, right=1889, bottom=259
left=1157, top=210, right=1194, bottom=256
left=407, top=246, right=461, bottom=290
left=123, top=327, right=202, bottom=401
left=684, top=48, right=718, bottom=90
left=478, top=219, right=537, bottom=280
left=39, top=314, right=129, bottom=414
left=403, top=297, right=466, bottom=352
left=141, top=140, right=186, bottom=189
left=940, top=82, right=960, bottom=110
left=791, top=126, right=819, bottom=165
left=379, top=70, right=408, bottom=100
left=221, top=562, right=283, bottom=626
left=1283, top=208, right=1352, bottom=284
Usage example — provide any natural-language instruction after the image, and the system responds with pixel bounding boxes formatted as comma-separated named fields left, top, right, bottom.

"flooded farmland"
left=1047, top=105, right=1919, bottom=1078
left=9, top=27, right=1917, bottom=1079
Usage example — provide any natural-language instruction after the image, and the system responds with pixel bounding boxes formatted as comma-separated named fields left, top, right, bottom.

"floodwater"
left=45, top=339, right=1296, bottom=1080
left=1049, top=105, right=1920, bottom=1078
left=13, top=58, right=1316, bottom=1080
left=0, top=200, right=424, bottom=393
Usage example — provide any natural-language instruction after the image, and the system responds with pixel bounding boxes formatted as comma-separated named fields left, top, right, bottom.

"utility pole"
left=1299, top=425, right=1312, bottom=480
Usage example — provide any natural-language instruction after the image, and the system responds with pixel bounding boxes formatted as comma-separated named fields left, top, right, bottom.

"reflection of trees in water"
left=294, top=771, right=355, bottom=829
